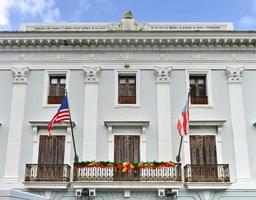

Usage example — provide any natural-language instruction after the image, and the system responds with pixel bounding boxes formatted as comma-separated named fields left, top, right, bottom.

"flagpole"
left=176, top=136, right=183, bottom=162
left=176, top=90, right=190, bottom=163
left=66, top=90, right=79, bottom=162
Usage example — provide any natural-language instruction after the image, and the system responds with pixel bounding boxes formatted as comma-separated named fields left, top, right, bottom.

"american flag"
left=48, top=96, right=70, bottom=135
left=177, top=93, right=190, bottom=136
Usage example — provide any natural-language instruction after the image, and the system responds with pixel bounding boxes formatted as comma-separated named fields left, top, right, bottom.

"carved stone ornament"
left=83, top=67, right=101, bottom=82
left=11, top=67, right=30, bottom=83
left=226, top=66, right=244, bottom=83
left=154, top=66, right=172, bottom=82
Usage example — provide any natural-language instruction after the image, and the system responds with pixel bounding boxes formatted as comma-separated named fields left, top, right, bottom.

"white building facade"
left=0, top=13, right=256, bottom=200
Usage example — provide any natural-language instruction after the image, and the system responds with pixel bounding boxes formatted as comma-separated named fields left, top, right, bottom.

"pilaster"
left=82, top=67, right=101, bottom=161
left=155, top=66, right=172, bottom=161
left=4, top=67, right=30, bottom=183
left=225, top=66, right=251, bottom=182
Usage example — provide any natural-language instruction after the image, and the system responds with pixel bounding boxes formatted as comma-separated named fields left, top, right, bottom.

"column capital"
left=83, top=67, right=101, bottom=83
left=226, top=67, right=244, bottom=83
left=11, top=67, right=30, bottom=83
left=154, top=66, right=172, bottom=83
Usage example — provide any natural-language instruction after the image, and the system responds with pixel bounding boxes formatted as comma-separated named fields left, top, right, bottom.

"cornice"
left=0, top=32, right=256, bottom=51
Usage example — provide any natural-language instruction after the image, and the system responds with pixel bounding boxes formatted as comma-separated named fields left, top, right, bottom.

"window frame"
left=114, top=70, right=140, bottom=107
left=183, top=126, right=223, bottom=166
left=43, top=70, right=70, bottom=107
left=29, top=121, right=73, bottom=166
left=185, top=70, right=213, bottom=107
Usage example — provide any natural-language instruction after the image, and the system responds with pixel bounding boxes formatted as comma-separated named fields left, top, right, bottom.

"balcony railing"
left=184, top=164, right=230, bottom=182
left=48, top=96, right=65, bottom=104
left=118, top=96, right=136, bottom=104
left=25, top=164, right=71, bottom=182
left=73, top=164, right=181, bottom=182
left=191, top=96, right=208, bottom=104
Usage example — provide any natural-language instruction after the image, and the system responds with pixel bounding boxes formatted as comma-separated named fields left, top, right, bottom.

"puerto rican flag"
left=177, top=93, right=190, bottom=136
left=48, top=96, right=70, bottom=135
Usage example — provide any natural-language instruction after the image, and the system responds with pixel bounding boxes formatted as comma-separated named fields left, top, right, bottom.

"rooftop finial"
left=123, top=11, right=133, bottom=19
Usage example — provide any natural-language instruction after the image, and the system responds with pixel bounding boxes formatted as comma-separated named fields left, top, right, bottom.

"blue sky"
left=0, top=0, right=256, bottom=31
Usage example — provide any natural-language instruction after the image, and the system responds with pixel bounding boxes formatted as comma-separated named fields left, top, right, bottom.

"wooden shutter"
left=190, top=135, right=204, bottom=164
left=114, top=135, right=140, bottom=163
left=190, top=135, right=217, bottom=165
left=204, top=135, right=217, bottom=165
left=38, top=135, right=65, bottom=164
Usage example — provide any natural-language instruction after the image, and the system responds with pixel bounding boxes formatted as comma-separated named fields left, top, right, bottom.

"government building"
left=0, top=12, right=256, bottom=199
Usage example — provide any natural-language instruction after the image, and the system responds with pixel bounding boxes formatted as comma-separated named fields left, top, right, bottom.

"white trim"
left=114, top=69, right=140, bottom=107
left=185, top=69, right=213, bottom=107
left=105, top=121, right=149, bottom=162
left=23, top=182, right=70, bottom=189
left=72, top=181, right=182, bottom=189
left=29, top=121, right=73, bottom=165
left=42, top=70, right=70, bottom=107
left=184, top=182, right=231, bottom=190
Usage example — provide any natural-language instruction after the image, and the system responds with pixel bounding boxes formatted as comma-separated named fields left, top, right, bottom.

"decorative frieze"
left=83, top=67, right=101, bottom=82
left=154, top=66, right=172, bottom=82
left=226, top=67, right=244, bottom=83
left=11, top=67, right=30, bottom=83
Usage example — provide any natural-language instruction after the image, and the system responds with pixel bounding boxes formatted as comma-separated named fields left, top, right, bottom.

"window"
left=114, top=135, right=140, bottom=163
left=37, top=135, right=66, bottom=181
left=114, top=135, right=140, bottom=181
left=114, top=70, right=140, bottom=107
left=118, top=75, right=136, bottom=104
left=189, top=75, right=208, bottom=104
left=189, top=135, right=218, bottom=182
left=190, top=135, right=217, bottom=165
left=48, top=75, right=66, bottom=104
left=38, top=135, right=65, bottom=164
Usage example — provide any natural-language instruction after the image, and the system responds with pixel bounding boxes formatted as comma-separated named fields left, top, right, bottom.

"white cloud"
left=238, top=0, right=256, bottom=29
left=0, top=0, right=60, bottom=27
left=239, top=16, right=256, bottom=29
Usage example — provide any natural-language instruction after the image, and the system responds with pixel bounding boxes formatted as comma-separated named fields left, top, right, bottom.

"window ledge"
left=114, top=104, right=140, bottom=108
left=42, top=104, right=60, bottom=108
left=190, top=104, right=213, bottom=108
left=184, top=182, right=232, bottom=190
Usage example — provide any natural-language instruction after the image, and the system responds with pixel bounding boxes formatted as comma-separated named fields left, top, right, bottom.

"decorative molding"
left=120, top=53, right=135, bottom=60
left=104, top=121, right=150, bottom=129
left=190, top=54, right=208, bottom=60
left=11, top=67, right=30, bottom=83
left=29, top=120, right=75, bottom=128
left=154, top=66, right=172, bottom=82
left=51, top=54, right=65, bottom=60
left=226, top=66, right=244, bottom=83
left=184, top=182, right=231, bottom=190
left=189, top=120, right=226, bottom=127
left=13, top=54, right=33, bottom=60
left=23, top=182, right=70, bottom=189
left=83, top=67, right=101, bottom=82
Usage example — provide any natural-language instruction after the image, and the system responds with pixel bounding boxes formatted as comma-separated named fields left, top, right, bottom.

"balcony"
left=73, top=162, right=181, bottom=182
left=118, top=96, right=136, bottom=104
left=190, top=96, right=208, bottom=104
left=47, top=96, right=65, bottom=104
left=25, top=164, right=71, bottom=182
left=184, top=164, right=230, bottom=182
